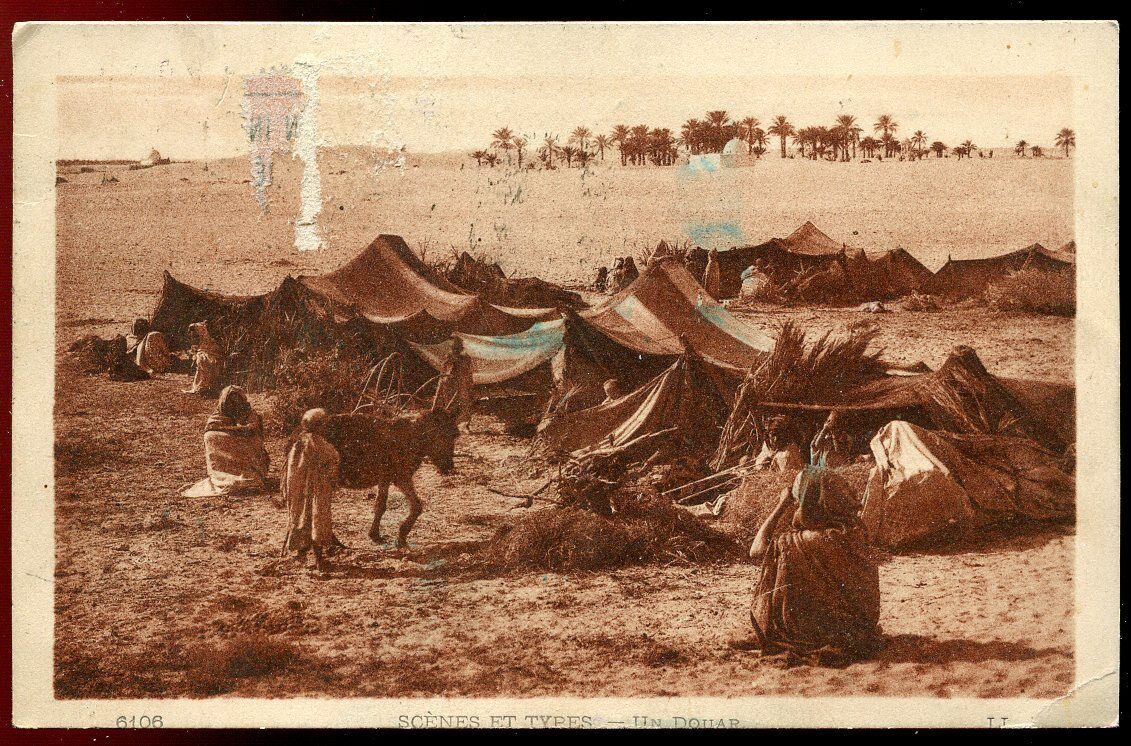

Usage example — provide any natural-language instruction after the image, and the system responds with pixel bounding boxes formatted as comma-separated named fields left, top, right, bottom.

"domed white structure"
left=720, top=137, right=756, bottom=167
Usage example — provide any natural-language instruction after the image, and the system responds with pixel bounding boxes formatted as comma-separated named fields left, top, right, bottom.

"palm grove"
left=470, top=113, right=1075, bottom=168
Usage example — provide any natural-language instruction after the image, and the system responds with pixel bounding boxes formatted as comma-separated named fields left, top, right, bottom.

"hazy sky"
left=49, top=24, right=1076, bottom=159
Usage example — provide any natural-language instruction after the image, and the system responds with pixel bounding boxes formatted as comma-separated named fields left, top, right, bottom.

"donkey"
left=324, top=408, right=460, bottom=549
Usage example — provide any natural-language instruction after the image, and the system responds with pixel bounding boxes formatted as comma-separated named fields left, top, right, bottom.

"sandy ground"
left=53, top=155, right=1074, bottom=699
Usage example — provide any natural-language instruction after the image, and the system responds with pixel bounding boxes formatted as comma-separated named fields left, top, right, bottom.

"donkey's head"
left=416, top=409, right=460, bottom=475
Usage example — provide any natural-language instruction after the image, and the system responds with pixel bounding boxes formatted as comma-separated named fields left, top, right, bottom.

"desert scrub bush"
left=986, top=269, right=1075, bottom=316
left=267, top=346, right=374, bottom=433
left=183, top=634, right=300, bottom=695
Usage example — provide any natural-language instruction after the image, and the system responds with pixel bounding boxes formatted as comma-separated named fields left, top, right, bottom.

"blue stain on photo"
left=683, top=220, right=744, bottom=246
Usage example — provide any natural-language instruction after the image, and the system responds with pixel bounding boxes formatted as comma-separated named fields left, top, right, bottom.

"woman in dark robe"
left=742, top=466, right=881, bottom=664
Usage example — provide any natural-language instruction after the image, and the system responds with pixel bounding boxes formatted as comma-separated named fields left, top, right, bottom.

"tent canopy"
left=410, top=258, right=774, bottom=409
left=537, top=352, right=729, bottom=457
left=925, top=243, right=1073, bottom=299
left=780, top=221, right=849, bottom=256
left=751, top=345, right=1072, bottom=453
left=298, top=235, right=558, bottom=338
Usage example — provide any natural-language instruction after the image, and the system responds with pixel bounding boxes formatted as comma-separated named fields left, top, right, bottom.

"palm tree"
left=629, top=125, right=650, bottom=165
left=492, top=126, right=514, bottom=165
left=560, top=145, right=579, bottom=169
left=680, top=119, right=703, bottom=155
left=767, top=115, right=795, bottom=159
left=470, top=149, right=487, bottom=167
left=930, top=141, right=947, bottom=158
left=610, top=124, right=630, bottom=165
left=512, top=136, right=528, bottom=169
left=484, top=152, right=499, bottom=168
left=961, top=140, right=976, bottom=159
left=792, top=131, right=806, bottom=159
left=705, top=110, right=730, bottom=152
left=751, top=127, right=767, bottom=158
left=859, top=136, right=879, bottom=158
left=1015, top=140, right=1028, bottom=157
left=911, top=131, right=928, bottom=160
left=1031, top=145, right=1044, bottom=157
left=880, top=132, right=896, bottom=159
left=836, top=115, right=860, bottom=159
left=539, top=135, right=558, bottom=169
left=648, top=127, right=676, bottom=165
left=1055, top=128, right=1075, bottom=157
left=740, top=116, right=760, bottom=154
left=593, top=134, right=611, bottom=161
left=576, top=149, right=594, bottom=168
left=874, top=114, right=898, bottom=156
left=569, top=126, right=592, bottom=153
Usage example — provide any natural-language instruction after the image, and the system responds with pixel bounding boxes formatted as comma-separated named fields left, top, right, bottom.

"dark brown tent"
left=925, top=243, right=1073, bottom=299
left=299, top=235, right=558, bottom=339
left=715, top=238, right=841, bottom=298
left=779, top=220, right=851, bottom=256
left=150, top=271, right=269, bottom=351
left=148, top=235, right=566, bottom=392
left=444, top=251, right=587, bottom=311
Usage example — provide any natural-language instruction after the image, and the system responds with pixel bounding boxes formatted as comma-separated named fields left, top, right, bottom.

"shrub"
left=267, top=346, right=375, bottom=433
left=986, top=269, right=1075, bottom=316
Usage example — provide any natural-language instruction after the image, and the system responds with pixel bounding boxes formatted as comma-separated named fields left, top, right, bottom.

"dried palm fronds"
left=713, top=321, right=887, bottom=470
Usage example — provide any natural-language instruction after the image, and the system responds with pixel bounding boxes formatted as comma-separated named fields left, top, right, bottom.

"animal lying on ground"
left=323, top=409, right=460, bottom=549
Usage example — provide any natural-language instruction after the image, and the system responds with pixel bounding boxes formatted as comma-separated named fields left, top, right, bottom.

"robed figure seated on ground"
left=739, top=467, right=881, bottom=666
left=183, top=385, right=271, bottom=497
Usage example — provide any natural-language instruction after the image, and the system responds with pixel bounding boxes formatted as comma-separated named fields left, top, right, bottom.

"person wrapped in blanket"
left=734, top=466, right=881, bottom=665
left=182, top=385, right=271, bottom=496
left=750, top=416, right=804, bottom=473
left=125, top=318, right=173, bottom=376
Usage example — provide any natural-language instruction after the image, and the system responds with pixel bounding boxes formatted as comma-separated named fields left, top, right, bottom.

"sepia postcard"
left=10, top=21, right=1119, bottom=728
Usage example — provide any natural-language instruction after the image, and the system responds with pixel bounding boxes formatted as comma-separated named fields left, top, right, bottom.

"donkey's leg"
left=396, top=479, right=423, bottom=550
left=369, top=483, right=390, bottom=543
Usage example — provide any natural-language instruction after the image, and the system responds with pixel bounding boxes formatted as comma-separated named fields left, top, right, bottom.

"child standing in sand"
left=282, top=408, right=340, bottom=574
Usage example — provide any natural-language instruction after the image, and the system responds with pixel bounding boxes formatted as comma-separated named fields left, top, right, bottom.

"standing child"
left=281, top=408, right=340, bottom=574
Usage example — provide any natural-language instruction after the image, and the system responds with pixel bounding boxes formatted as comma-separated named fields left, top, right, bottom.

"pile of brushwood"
left=475, top=451, right=743, bottom=573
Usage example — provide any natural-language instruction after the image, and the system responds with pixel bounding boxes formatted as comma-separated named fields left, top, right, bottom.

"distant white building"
left=720, top=138, right=757, bottom=167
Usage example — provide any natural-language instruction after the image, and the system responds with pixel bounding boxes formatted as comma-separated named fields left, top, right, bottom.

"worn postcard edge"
left=10, top=21, right=1120, bottom=728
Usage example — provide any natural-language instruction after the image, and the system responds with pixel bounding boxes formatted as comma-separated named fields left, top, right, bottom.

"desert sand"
left=53, top=153, right=1074, bottom=699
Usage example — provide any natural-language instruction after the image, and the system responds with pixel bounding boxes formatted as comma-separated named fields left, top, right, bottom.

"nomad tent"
left=779, top=221, right=849, bottom=256
left=537, top=352, right=730, bottom=458
left=412, top=258, right=775, bottom=405
left=148, top=235, right=564, bottom=388
left=410, top=258, right=775, bottom=432
left=441, top=251, right=586, bottom=311
left=925, top=243, right=1074, bottom=299
left=861, top=420, right=1074, bottom=549
left=713, top=343, right=1073, bottom=470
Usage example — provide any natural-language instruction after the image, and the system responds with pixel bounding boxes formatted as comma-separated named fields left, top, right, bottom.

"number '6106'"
left=116, top=715, right=163, bottom=728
